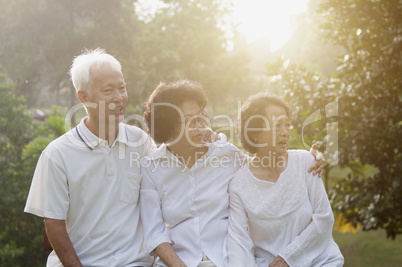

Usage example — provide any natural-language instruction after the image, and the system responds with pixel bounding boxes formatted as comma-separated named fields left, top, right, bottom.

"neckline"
left=246, top=151, right=291, bottom=185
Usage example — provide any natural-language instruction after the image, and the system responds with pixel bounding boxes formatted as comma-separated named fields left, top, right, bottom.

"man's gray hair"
left=69, top=48, right=122, bottom=93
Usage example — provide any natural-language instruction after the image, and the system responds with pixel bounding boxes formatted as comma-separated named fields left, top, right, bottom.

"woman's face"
left=171, top=100, right=208, bottom=147
left=254, top=105, right=292, bottom=154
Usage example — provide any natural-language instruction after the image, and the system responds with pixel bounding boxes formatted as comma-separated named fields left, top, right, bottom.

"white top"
left=228, top=150, right=344, bottom=267
left=24, top=117, right=156, bottom=267
left=140, top=141, right=246, bottom=267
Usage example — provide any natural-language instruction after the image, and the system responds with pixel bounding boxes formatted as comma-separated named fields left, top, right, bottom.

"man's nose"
left=112, top=89, right=124, bottom=101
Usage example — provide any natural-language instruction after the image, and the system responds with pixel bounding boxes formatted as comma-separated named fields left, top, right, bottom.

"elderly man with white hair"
left=24, top=49, right=156, bottom=267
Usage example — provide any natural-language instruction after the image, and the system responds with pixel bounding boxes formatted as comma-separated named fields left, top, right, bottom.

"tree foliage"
left=131, top=0, right=250, bottom=107
left=266, top=0, right=402, bottom=238
left=0, top=69, right=71, bottom=265
left=0, top=0, right=249, bottom=109
left=0, top=0, right=139, bottom=107
left=0, top=74, right=33, bottom=160
left=0, top=71, right=47, bottom=266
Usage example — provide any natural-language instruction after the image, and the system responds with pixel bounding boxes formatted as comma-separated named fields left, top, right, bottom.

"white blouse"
left=228, top=150, right=344, bottom=267
left=140, top=141, right=246, bottom=267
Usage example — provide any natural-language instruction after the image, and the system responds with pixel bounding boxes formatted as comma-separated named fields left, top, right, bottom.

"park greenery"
left=0, top=0, right=401, bottom=265
left=266, top=0, right=401, bottom=239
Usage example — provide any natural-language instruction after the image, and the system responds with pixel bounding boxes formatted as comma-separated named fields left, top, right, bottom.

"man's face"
left=84, top=64, right=128, bottom=126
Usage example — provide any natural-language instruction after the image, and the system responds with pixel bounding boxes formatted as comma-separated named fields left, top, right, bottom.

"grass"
left=333, top=229, right=402, bottom=267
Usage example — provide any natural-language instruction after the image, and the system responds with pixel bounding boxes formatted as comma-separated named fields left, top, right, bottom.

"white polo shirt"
left=140, top=141, right=247, bottom=267
left=24, top=117, right=156, bottom=267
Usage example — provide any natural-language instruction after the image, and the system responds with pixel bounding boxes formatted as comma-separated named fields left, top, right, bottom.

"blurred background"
left=0, top=0, right=401, bottom=266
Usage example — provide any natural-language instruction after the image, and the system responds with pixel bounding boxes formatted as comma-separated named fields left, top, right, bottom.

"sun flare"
left=135, top=0, right=309, bottom=52
left=232, top=0, right=309, bottom=51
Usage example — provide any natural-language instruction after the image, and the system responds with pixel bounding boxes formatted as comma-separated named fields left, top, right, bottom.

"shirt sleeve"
left=278, top=154, right=334, bottom=267
left=24, top=147, right=69, bottom=220
left=227, top=181, right=259, bottom=267
left=140, top=164, right=172, bottom=254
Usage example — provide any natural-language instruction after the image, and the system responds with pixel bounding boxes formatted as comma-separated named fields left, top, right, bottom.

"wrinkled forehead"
left=88, top=65, right=124, bottom=88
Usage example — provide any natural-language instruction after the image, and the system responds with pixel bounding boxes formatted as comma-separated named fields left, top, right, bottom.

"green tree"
left=0, top=0, right=140, bottom=108
left=131, top=0, right=250, bottom=108
left=0, top=70, right=70, bottom=265
left=266, top=0, right=402, bottom=238
left=0, top=71, right=47, bottom=266
left=319, top=0, right=402, bottom=239
left=0, top=0, right=249, bottom=111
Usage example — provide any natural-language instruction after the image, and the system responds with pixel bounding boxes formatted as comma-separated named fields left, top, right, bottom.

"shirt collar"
left=146, top=143, right=172, bottom=160
left=145, top=143, right=213, bottom=163
left=76, top=117, right=129, bottom=150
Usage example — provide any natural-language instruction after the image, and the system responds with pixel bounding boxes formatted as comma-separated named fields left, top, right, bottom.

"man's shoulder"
left=46, top=131, right=74, bottom=148
left=122, top=123, right=146, bottom=132
left=121, top=124, right=157, bottom=156
left=38, top=131, right=76, bottom=159
left=121, top=123, right=149, bottom=141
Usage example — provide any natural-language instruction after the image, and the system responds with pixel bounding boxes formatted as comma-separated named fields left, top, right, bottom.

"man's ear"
left=77, top=90, right=88, bottom=105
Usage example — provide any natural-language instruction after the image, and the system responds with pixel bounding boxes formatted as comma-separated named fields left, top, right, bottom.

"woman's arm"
left=140, top=166, right=175, bottom=260
left=228, top=184, right=258, bottom=267
left=153, top=243, right=186, bottom=267
left=277, top=156, right=334, bottom=266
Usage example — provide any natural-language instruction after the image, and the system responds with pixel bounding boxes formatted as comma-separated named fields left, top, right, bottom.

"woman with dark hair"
left=143, top=80, right=209, bottom=148
left=228, top=93, right=344, bottom=267
left=140, top=81, right=326, bottom=267
left=141, top=80, right=242, bottom=267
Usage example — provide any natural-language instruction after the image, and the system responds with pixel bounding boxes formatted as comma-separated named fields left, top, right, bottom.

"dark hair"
left=238, top=92, right=291, bottom=154
left=144, top=80, right=208, bottom=143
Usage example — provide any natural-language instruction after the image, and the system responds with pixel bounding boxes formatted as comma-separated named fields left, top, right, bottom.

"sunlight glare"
left=232, top=0, right=309, bottom=51
left=134, top=0, right=309, bottom=52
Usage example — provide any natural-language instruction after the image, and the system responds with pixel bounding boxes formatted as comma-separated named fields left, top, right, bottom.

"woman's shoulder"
left=209, top=139, right=241, bottom=152
left=288, top=149, right=315, bottom=165
left=208, top=140, right=247, bottom=163
left=287, top=149, right=317, bottom=181
left=229, top=164, right=252, bottom=191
